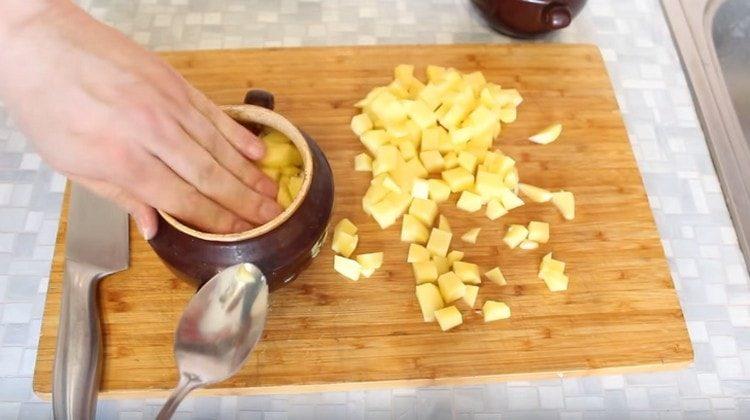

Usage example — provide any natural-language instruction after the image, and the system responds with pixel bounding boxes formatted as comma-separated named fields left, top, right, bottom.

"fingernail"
left=137, top=221, right=156, bottom=241
left=260, top=200, right=283, bottom=222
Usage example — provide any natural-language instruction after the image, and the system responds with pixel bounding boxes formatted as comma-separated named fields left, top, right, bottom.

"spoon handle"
left=156, top=375, right=201, bottom=420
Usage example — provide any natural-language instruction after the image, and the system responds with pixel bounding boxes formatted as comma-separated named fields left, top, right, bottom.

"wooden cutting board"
left=33, top=44, right=692, bottom=398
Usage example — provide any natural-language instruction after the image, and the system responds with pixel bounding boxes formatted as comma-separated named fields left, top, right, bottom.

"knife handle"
left=53, top=260, right=104, bottom=420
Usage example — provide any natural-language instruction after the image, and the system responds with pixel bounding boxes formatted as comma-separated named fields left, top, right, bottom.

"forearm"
left=0, top=0, right=67, bottom=34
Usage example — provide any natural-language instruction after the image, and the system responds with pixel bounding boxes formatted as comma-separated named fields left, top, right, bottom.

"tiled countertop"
left=2, top=0, right=750, bottom=418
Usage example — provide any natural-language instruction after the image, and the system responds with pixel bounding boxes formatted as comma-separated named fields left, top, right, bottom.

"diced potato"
left=362, top=183, right=389, bottom=215
left=287, top=176, right=303, bottom=199
left=475, top=170, right=506, bottom=200
left=415, top=283, right=444, bottom=322
left=419, top=150, right=445, bottom=173
left=519, top=240, right=539, bottom=250
left=408, top=198, right=438, bottom=227
left=447, top=250, right=464, bottom=264
left=497, top=155, right=516, bottom=177
left=418, top=84, right=443, bottom=110
left=484, top=267, right=507, bottom=286
left=552, top=190, right=575, bottom=220
left=355, top=86, right=388, bottom=108
left=407, top=243, right=431, bottom=263
left=503, top=224, right=529, bottom=249
left=281, top=166, right=301, bottom=176
left=518, top=183, right=552, bottom=203
left=457, top=151, right=478, bottom=173
left=438, top=215, right=451, bottom=233
left=486, top=199, right=508, bottom=220
left=261, top=142, right=302, bottom=168
left=277, top=181, right=293, bottom=208
left=483, top=301, right=511, bottom=322
left=504, top=168, right=519, bottom=190
left=335, top=218, right=358, bottom=236
left=401, top=214, right=430, bottom=244
left=450, top=127, right=474, bottom=145
left=460, top=227, right=481, bottom=244
left=404, top=157, right=429, bottom=179
left=540, top=252, right=566, bottom=274
left=370, top=91, right=408, bottom=126
left=369, top=191, right=411, bottom=229
left=463, top=71, right=486, bottom=92
left=428, top=179, right=452, bottom=203
left=453, top=261, right=481, bottom=285
left=331, top=230, right=358, bottom=257
left=456, top=191, right=483, bottom=213
left=387, top=79, right=410, bottom=99
left=262, top=129, right=291, bottom=143
left=373, top=145, right=401, bottom=175
left=541, top=270, right=569, bottom=292
left=443, top=151, right=459, bottom=169
left=261, top=166, right=280, bottom=182
left=462, top=285, right=479, bottom=308
left=334, top=255, right=362, bottom=281
left=482, top=151, right=504, bottom=173
left=398, top=141, right=418, bottom=161
left=394, top=64, right=415, bottom=84
left=527, top=221, right=550, bottom=243
left=406, top=99, right=437, bottom=130
left=432, top=255, right=451, bottom=275
left=354, top=153, right=373, bottom=172
left=434, top=305, right=463, bottom=331
left=351, top=113, right=373, bottom=136
left=411, top=179, right=430, bottom=199
left=356, top=252, right=383, bottom=278
left=442, top=167, right=475, bottom=192
left=382, top=175, right=401, bottom=193
left=529, top=123, right=562, bottom=145
left=392, top=120, right=422, bottom=147
left=437, top=271, right=467, bottom=302
left=413, top=261, right=439, bottom=284
left=439, top=101, right=472, bottom=131
left=499, top=189, right=524, bottom=210
left=426, top=65, right=446, bottom=83
left=420, top=126, right=445, bottom=152
left=360, top=130, right=391, bottom=155
left=426, top=228, right=452, bottom=257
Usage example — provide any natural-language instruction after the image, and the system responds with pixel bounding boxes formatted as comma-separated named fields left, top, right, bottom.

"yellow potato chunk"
left=432, top=255, right=451, bottom=275
left=398, top=141, right=418, bottom=161
left=475, top=170, right=506, bottom=200
left=419, top=150, right=445, bottom=173
left=351, top=113, right=373, bottom=136
left=462, top=285, right=479, bottom=308
left=460, top=227, right=481, bottom=244
left=453, top=261, right=481, bottom=285
left=428, top=179, right=452, bottom=203
left=382, top=175, right=401, bottom=193
left=443, top=151, right=459, bottom=169
left=457, top=191, right=483, bottom=213
left=442, top=167, right=475, bottom=193
left=260, top=142, right=302, bottom=168
left=503, top=224, right=529, bottom=249
left=426, top=228, right=452, bottom=257
left=449, top=127, right=474, bottom=145
left=334, top=255, right=362, bottom=281
left=261, top=167, right=280, bottom=181
left=540, top=252, right=566, bottom=274
left=360, top=130, right=391, bottom=155
left=401, top=214, right=430, bottom=244
left=552, top=190, right=575, bottom=220
left=529, top=123, right=562, bottom=145
left=426, top=65, right=446, bottom=83
left=408, top=198, right=438, bottom=227
left=407, top=243, right=431, bottom=263
left=527, top=221, right=550, bottom=243
left=457, top=151, right=478, bottom=173
left=434, top=306, right=463, bottom=331
left=504, top=168, right=519, bottom=190
left=419, top=126, right=444, bottom=152
left=447, top=250, right=464, bottom=264
left=437, top=271, right=467, bottom=302
left=415, top=283, right=444, bottom=322
left=356, top=252, right=383, bottom=278
left=486, top=199, right=508, bottom=220
left=369, top=191, right=411, bottom=229
left=418, top=84, right=443, bottom=110
left=498, top=106, right=517, bottom=124
left=438, top=215, right=452, bottom=233
left=362, top=183, right=389, bottom=215
left=369, top=91, right=407, bottom=126
left=411, top=179, right=430, bottom=200
left=276, top=181, right=293, bottom=208
left=413, top=261, right=439, bottom=284
left=483, top=301, right=511, bottom=322
left=335, top=218, right=358, bottom=236
left=373, top=145, right=401, bottom=175
left=484, top=267, right=507, bottom=286
left=404, top=157, right=429, bottom=178
left=354, top=153, right=373, bottom=172
left=406, top=100, right=437, bottom=130
left=499, top=189, right=524, bottom=210
left=518, top=183, right=552, bottom=203
left=287, top=176, right=303, bottom=199
left=331, top=230, right=358, bottom=258
left=541, top=270, right=569, bottom=292
left=519, top=240, right=539, bottom=250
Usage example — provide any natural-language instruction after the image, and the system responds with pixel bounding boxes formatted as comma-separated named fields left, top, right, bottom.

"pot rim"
left=157, top=104, right=314, bottom=243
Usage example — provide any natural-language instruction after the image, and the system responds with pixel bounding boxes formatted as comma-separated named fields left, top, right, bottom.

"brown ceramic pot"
left=472, top=0, right=587, bottom=38
left=148, top=95, right=334, bottom=291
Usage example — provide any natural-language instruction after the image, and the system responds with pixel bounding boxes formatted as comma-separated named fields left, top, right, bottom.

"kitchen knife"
left=52, top=183, right=129, bottom=420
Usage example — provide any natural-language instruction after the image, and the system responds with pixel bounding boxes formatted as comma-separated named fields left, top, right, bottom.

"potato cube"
left=482, top=151, right=504, bottom=173
left=498, top=106, right=517, bottom=124
left=486, top=199, right=508, bottom=220
left=428, top=179, right=451, bottom=203
left=360, top=130, right=391, bottom=155
left=408, top=198, right=438, bottom=227
left=499, top=189, right=524, bottom=210
left=527, top=221, right=550, bottom=243
left=552, top=190, right=575, bottom=220
left=335, top=218, right=358, bottom=236
left=369, top=91, right=407, bottom=126
left=432, top=255, right=451, bottom=275
left=518, top=183, right=552, bottom=203
left=351, top=113, right=373, bottom=136
left=462, top=285, right=479, bottom=308
left=439, top=102, right=470, bottom=131
left=356, top=252, right=383, bottom=278
left=401, top=214, right=430, bottom=244
left=475, top=170, right=506, bottom=200
left=261, top=166, right=280, bottom=181
left=420, top=126, right=444, bottom=151
left=276, top=181, right=293, bottom=208
left=460, top=227, right=481, bottom=244
left=449, top=127, right=474, bottom=145
left=457, top=151, right=478, bottom=173
left=504, top=168, right=519, bottom=190
left=456, top=191, right=483, bottom=213
left=261, top=142, right=302, bottom=168
left=442, top=167, right=475, bottom=192
left=387, top=79, right=410, bottom=99
left=443, top=151, right=459, bottom=169
left=391, top=120, right=422, bottom=147
left=406, top=100, right=437, bottom=130
left=540, top=252, right=566, bottom=275
left=362, top=183, right=389, bottom=215
left=497, top=155, right=516, bottom=177
left=447, top=250, right=464, bottom=264
left=413, top=261, right=439, bottom=284
left=334, top=255, right=362, bottom=281
left=415, top=283, right=444, bottom=322
left=529, top=123, right=562, bottom=145
left=354, top=153, right=373, bottom=172
left=394, top=64, right=415, bottom=84
left=434, top=306, right=463, bottom=331
left=373, top=145, right=401, bottom=174
left=503, top=224, right=529, bottom=249
left=452, top=261, right=481, bottom=285
left=382, top=175, right=401, bottom=193
left=287, top=176, right=303, bottom=199
left=398, top=141, right=417, bottom=161
left=519, top=240, right=539, bottom=250
left=426, top=228, right=452, bottom=257
left=426, top=65, right=446, bottom=83
left=261, top=129, right=290, bottom=143
left=483, top=301, right=511, bottom=322
left=419, top=151, right=445, bottom=173
left=438, top=215, right=451, bottom=233
left=418, top=84, right=443, bottom=110
left=370, top=191, right=411, bottom=229
left=437, top=271, right=467, bottom=302
left=388, top=166, right=415, bottom=193
left=331, top=230, right=358, bottom=257
left=404, top=157, right=429, bottom=179
left=484, top=267, right=507, bottom=286
left=541, top=270, right=569, bottom=292
left=355, top=86, right=388, bottom=108
left=411, top=179, right=430, bottom=199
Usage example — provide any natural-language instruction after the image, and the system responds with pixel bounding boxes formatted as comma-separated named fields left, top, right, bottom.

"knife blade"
left=53, top=183, right=129, bottom=420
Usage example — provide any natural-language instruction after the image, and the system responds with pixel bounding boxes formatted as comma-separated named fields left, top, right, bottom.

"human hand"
left=0, top=0, right=282, bottom=239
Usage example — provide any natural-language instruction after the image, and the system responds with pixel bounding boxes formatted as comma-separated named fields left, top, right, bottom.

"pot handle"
left=244, top=89, right=275, bottom=111
left=544, top=4, right=572, bottom=30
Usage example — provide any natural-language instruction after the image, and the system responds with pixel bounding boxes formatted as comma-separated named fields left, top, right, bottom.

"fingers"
left=69, top=175, right=159, bottom=240
left=177, top=105, right=278, bottom=198
left=186, top=86, right=266, bottom=160
left=142, top=121, right=283, bottom=227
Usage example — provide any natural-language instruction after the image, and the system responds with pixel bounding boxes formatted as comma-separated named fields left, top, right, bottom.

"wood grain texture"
left=33, top=44, right=692, bottom=398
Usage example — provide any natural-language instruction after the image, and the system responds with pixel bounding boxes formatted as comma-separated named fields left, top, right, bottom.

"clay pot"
left=472, top=0, right=588, bottom=38
left=148, top=92, right=334, bottom=290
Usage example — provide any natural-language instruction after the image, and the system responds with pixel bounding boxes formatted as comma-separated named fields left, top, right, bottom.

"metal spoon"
left=156, top=263, right=268, bottom=419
